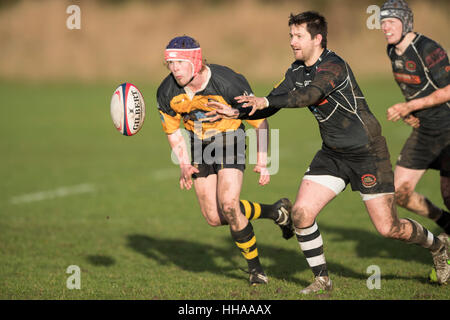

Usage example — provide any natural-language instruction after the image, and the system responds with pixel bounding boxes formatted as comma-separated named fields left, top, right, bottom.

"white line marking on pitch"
left=10, top=183, right=96, bottom=204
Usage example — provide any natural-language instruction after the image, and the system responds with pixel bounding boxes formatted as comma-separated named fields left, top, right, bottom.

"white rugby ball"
left=110, top=83, right=146, bottom=136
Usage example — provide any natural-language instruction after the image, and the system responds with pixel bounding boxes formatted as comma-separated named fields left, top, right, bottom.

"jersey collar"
left=305, top=48, right=330, bottom=72
left=184, top=66, right=211, bottom=99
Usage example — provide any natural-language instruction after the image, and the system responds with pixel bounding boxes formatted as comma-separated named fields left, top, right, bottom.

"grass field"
left=0, top=77, right=448, bottom=300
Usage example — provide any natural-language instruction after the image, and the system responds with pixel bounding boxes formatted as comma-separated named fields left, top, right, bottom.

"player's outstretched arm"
left=254, top=119, right=270, bottom=186
left=265, top=85, right=323, bottom=109
left=166, top=129, right=199, bottom=190
left=234, top=96, right=269, bottom=116
left=205, top=99, right=280, bottom=121
left=402, top=115, right=420, bottom=128
left=204, top=101, right=240, bottom=120
left=387, top=84, right=450, bottom=122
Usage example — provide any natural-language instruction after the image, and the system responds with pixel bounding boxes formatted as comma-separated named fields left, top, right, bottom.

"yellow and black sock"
left=239, top=200, right=278, bottom=221
left=230, top=222, right=262, bottom=272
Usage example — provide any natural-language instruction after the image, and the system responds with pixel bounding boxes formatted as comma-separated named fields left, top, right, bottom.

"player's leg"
left=193, top=174, right=227, bottom=227
left=294, top=176, right=344, bottom=294
left=239, top=198, right=294, bottom=239
left=395, top=165, right=450, bottom=234
left=204, top=130, right=294, bottom=237
left=364, top=193, right=449, bottom=284
left=217, top=168, right=267, bottom=285
left=192, top=164, right=293, bottom=233
left=227, top=127, right=293, bottom=236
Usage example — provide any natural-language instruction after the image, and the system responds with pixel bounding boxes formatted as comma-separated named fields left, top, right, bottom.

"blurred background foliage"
left=0, top=0, right=448, bottom=84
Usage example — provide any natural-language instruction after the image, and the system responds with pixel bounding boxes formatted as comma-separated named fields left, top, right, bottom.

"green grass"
left=0, top=77, right=448, bottom=300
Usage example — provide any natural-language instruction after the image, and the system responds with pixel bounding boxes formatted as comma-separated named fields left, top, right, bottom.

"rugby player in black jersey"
left=207, top=12, right=449, bottom=292
left=156, top=36, right=294, bottom=285
left=380, top=1, right=450, bottom=240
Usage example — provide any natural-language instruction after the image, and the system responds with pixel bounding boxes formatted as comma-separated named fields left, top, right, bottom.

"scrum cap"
left=164, top=36, right=203, bottom=79
left=380, top=0, right=414, bottom=36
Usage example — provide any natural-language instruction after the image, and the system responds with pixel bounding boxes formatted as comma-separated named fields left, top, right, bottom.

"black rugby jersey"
left=238, top=49, right=383, bottom=154
left=157, top=64, right=264, bottom=140
left=387, top=33, right=450, bottom=131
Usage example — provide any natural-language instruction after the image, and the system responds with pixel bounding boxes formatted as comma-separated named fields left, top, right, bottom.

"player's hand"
left=386, top=102, right=411, bottom=122
left=402, top=114, right=420, bottom=128
left=253, top=164, right=270, bottom=186
left=234, top=96, right=268, bottom=116
left=179, top=164, right=199, bottom=190
left=204, top=101, right=239, bottom=121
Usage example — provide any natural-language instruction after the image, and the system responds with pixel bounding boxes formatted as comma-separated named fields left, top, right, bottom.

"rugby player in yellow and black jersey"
left=156, top=36, right=294, bottom=285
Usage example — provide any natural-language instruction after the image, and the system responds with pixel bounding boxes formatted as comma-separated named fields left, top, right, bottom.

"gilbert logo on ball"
left=110, top=83, right=146, bottom=136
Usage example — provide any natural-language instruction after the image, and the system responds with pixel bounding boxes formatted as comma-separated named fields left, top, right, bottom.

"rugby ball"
left=110, top=83, right=146, bottom=136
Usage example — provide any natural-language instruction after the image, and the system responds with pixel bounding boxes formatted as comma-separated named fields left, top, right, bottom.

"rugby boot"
left=431, top=233, right=450, bottom=285
left=273, top=198, right=294, bottom=240
left=299, top=276, right=332, bottom=295
left=248, top=268, right=268, bottom=286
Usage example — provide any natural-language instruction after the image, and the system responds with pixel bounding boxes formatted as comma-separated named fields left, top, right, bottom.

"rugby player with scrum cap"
left=156, top=36, right=294, bottom=285
left=380, top=0, right=450, bottom=238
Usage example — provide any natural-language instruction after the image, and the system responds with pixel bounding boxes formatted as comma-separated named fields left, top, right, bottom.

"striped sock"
left=230, top=222, right=262, bottom=271
left=239, top=200, right=278, bottom=221
left=295, top=221, right=328, bottom=277
left=405, top=218, right=442, bottom=252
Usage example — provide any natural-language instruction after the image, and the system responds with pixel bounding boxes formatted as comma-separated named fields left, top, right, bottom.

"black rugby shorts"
left=397, top=128, right=450, bottom=177
left=305, top=136, right=395, bottom=195
left=190, top=130, right=246, bottom=179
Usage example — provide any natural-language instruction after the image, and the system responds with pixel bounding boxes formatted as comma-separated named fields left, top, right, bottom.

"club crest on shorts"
left=361, top=174, right=377, bottom=188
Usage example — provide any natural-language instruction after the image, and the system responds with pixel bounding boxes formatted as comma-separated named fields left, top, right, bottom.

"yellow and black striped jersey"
left=156, top=64, right=264, bottom=140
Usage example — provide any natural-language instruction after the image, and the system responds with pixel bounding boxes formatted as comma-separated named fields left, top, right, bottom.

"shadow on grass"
left=85, top=254, right=116, bottom=267
left=319, top=223, right=433, bottom=284
left=126, top=234, right=243, bottom=282
left=125, top=222, right=433, bottom=285
left=320, top=223, right=431, bottom=265
left=126, top=233, right=362, bottom=287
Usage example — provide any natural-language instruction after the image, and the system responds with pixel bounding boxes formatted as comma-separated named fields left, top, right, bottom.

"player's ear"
left=314, top=34, right=323, bottom=47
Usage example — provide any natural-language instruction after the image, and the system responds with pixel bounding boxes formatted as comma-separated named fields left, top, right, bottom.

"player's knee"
left=395, top=182, right=414, bottom=207
left=376, top=220, right=402, bottom=239
left=291, top=205, right=315, bottom=228
left=220, top=200, right=239, bottom=218
left=205, top=217, right=223, bottom=227
left=376, top=224, right=394, bottom=238
left=201, top=206, right=225, bottom=227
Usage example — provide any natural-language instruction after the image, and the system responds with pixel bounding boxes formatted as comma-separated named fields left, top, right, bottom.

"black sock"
left=406, top=218, right=442, bottom=252
left=239, top=200, right=278, bottom=221
left=230, top=222, right=262, bottom=272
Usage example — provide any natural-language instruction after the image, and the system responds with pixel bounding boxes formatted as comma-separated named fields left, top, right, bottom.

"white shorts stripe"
left=303, top=175, right=346, bottom=195
left=360, top=192, right=394, bottom=201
